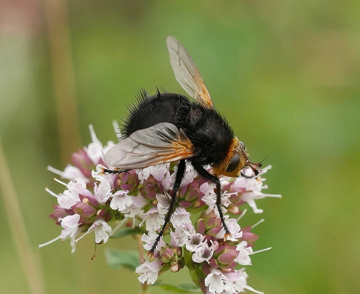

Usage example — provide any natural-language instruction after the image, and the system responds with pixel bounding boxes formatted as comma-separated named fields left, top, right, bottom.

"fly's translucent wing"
left=104, top=122, right=195, bottom=169
left=166, top=36, right=214, bottom=109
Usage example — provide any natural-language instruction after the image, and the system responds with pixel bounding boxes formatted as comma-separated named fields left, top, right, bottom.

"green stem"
left=0, top=140, right=45, bottom=294
left=136, top=234, right=149, bottom=294
left=140, top=282, right=149, bottom=294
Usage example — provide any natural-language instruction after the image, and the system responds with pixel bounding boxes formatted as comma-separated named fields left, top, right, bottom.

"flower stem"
left=136, top=234, right=145, bottom=261
left=140, top=282, right=149, bottom=294
left=43, top=0, right=81, bottom=163
left=0, top=139, right=45, bottom=294
left=135, top=234, right=149, bottom=293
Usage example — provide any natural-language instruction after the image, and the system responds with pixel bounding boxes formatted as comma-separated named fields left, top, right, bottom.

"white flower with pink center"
left=186, top=233, right=205, bottom=252
left=192, top=240, right=215, bottom=263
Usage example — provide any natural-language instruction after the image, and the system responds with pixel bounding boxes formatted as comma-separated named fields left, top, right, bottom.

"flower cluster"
left=40, top=125, right=280, bottom=294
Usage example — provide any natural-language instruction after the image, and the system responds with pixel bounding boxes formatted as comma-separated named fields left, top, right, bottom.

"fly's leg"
left=101, top=168, right=130, bottom=174
left=193, top=164, right=230, bottom=238
left=148, top=159, right=186, bottom=256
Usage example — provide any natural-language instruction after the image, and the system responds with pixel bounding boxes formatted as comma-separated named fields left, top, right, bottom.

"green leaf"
left=154, top=282, right=201, bottom=293
left=105, top=248, right=140, bottom=271
left=110, top=227, right=144, bottom=238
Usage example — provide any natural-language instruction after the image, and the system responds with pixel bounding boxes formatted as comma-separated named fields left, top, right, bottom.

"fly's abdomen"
left=122, top=91, right=190, bottom=137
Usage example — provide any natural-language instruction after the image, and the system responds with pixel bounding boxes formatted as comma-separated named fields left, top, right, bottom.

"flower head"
left=41, top=125, right=280, bottom=294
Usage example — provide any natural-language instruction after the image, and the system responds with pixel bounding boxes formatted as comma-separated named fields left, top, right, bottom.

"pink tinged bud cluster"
left=41, top=125, right=279, bottom=294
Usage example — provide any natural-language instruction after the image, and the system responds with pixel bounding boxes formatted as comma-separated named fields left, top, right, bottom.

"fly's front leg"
left=101, top=168, right=130, bottom=174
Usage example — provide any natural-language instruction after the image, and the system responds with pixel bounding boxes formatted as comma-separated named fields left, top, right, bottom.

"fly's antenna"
left=258, top=156, right=268, bottom=165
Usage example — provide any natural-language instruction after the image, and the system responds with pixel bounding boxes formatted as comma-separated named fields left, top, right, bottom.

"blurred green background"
left=1, top=1, right=359, bottom=293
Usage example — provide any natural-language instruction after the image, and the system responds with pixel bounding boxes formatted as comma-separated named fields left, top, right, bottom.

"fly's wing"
left=104, top=122, right=195, bottom=169
left=166, top=36, right=214, bottom=109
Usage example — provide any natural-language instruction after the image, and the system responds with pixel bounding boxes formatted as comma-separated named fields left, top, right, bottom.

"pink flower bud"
left=240, top=226, right=259, bottom=246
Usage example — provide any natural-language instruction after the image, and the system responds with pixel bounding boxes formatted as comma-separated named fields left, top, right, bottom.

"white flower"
left=75, top=220, right=112, bottom=244
left=57, top=190, right=80, bottom=210
left=185, top=233, right=204, bottom=252
left=55, top=178, right=91, bottom=210
left=205, top=268, right=263, bottom=294
left=67, top=178, right=93, bottom=197
left=191, top=240, right=215, bottom=263
left=110, top=190, right=132, bottom=212
left=94, top=178, right=112, bottom=204
left=234, top=241, right=253, bottom=266
left=39, top=213, right=81, bottom=251
left=179, top=222, right=196, bottom=235
left=48, top=165, right=89, bottom=183
left=92, top=164, right=116, bottom=185
left=93, top=220, right=112, bottom=243
left=141, top=231, right=166, bottom=251
left=180, top=163, right=197, bottom=187
left=231, top=165, right=281, bottom=214
left=219, top=190, right=234, bottom=208
left=135, top=260, right=162, bottom=285
left=217, top=217, right=242, bottom=240
left=137, top=164, right=175, bottom=191
left=122, top=196, right=147, bottom=219
left=84, top=125, right=105, bottom=164
left=227, top=269, right=263, bottom=294
left=200, top=182, right=216, bottom=208
left=170, top=227, right=189, bottom=247
left=204, top=269, right=232, bottom=294
left=241, top=191, right=264, bottom=214
left=137, top=164, right=169, bottom=182
left=156, top=193, right=170, bottom=215
left=142, top=207, right=164, bottom=232
left=171, top=207, right=191, bottom=228
left=60, top=214, right=81, bottom=239
left=150, top=163, right=170, bottom=182
left=161, top=172, right=173, bottom=191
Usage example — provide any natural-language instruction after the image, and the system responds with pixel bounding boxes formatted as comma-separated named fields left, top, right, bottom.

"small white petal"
left=110, top=190, right=132, bottom=212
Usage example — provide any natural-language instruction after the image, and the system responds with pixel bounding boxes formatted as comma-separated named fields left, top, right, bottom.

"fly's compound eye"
left=226, top=153, right=240, bottom=173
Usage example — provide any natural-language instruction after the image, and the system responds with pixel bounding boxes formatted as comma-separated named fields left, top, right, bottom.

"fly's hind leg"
left=148, top=159, right=186, bottom=257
